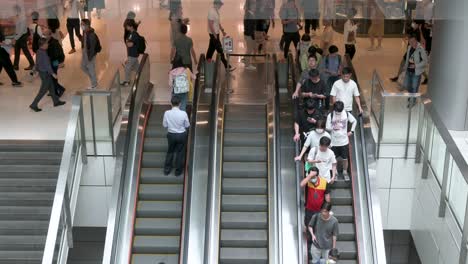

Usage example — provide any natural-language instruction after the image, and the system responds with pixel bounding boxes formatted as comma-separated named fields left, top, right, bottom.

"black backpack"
left=137, top=33, right=146, bottom=54
left=32, top=24, right=40, bottom=53
left=94, top=33, right=102, bottom=53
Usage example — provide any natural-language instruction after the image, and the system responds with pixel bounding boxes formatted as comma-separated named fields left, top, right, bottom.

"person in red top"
left=300, top=166, right=331, bottom=256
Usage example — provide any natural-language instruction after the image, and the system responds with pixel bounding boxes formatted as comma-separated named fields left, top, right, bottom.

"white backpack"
left=173, top=71, right=189, bottom=94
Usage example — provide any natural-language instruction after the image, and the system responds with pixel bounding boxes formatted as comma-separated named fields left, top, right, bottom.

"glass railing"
left=42, top=58, right=140, bottom=264
left=371, top=70, right=422, bottom=158
left=418, top=99, right=468, bottom=264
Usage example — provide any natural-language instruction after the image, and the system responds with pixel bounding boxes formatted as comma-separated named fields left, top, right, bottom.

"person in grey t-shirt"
left=171, top=24, right=197, bottom=71
left=308, top=202, right=339, bottom=263
left=279, top=0, right=300, bottom=59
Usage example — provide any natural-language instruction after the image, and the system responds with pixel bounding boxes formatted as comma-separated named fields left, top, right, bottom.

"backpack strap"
left=35, top=24, right=39, bottom=34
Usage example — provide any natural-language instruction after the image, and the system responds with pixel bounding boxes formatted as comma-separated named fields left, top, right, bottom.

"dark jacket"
left=83, top=28, right=99, bottom=60
left=48, top=37, right=65, bottom=64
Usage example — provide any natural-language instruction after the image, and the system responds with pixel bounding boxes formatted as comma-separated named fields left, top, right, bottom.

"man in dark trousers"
left=29, top=38, right=65, bottom=112
left=44, top=28, right=65, bottom=97
left=0, top=27, right=22, bottom=87
left=163, top=96, right=190, bottom=176
left=81, top=19, right=99, bottom=89
left=12, top=5, right=35, bottom=71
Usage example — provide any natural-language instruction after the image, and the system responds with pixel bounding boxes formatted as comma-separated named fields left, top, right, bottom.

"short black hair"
left=307, top=54, right=317, bottom=61
left=39, top=37, right=48, bottom=47
left=342, top=67, right=352, bottom=75
left=305, top=100, right=317, bottom=110
left=319, top=136, right=331, bottom=147
left=307, top=166, right=319, bottom=175
left=81, top=18, right=91, bottom=27
left=301, top=34, right=311, bottom=42
left=171, top=95, right=181, bottom=106
left=125, top=19, right=137, bottom=29
left=321, top=201, right=333, bottom=211
left=334, top=101, right=345, bottom=113
left=180, top=24, right=188, bottom=34
left=316, top=119, right=325, bottom=129
left=308, top=46, right=317, bottom=55
left=172, top=56, right=185, bottom=69
left=309, top=68, right=320, bottom=78
left=408, top=33, right=418, bottom=40
left=328, top=45, right=338, bottom=54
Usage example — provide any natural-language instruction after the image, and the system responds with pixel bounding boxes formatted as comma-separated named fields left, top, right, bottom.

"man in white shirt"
left=326, top=101, right=357, bottom=179
left=206, top=0, right=234, bottom=71
left=13, top=5, right=35, bottom=71
left=163, top=96, right=190, bottom=176
left=65, top=0, right=83, bottom=54
left=330, top=67, right=363, bottom=114
left=306, top=136, right=337, bottom=183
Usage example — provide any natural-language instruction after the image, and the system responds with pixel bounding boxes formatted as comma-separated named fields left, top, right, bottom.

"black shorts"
left=332, top=145, right=349, bottom=160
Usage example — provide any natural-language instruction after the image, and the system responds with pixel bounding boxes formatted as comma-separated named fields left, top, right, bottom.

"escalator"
left=204, top=54, right=279, bottom=264
left=131, top=104, right=182, bottom=263
left=219, top=104, right=268, bottom=263
left=103, top=55, right=212, bottom=264
left=283, top=54, right=386, bottom=264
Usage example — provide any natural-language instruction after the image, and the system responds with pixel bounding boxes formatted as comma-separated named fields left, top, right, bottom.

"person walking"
left=123, top=11, right=141, bottom=43
left=81, top=19, right=100, bottom=89
left=308, top=202, right=339, bottom=264
left=29, top=38, right=66, bottom=112
left=280, top=0, right=300, bottom=59
left=163, top=96, right=190, bottom=176
left=295, top=120, right=331, bottom=162
left=169, top=58, right=196, bottom=111
left=121, top=20, right=140, bottom=86
left=368, top=1, right=385, bottom=51
left=243, top=0, right=257, bottom=70
left=344, top=8, right=358, bottom=60
left=171, top=24, right=198, bottom=71
left=206, top=0, right=234, bottom=71
left=302, top=0, right=320, bottom=36
left=402, top=33, right=427, bottom=107
left=300, top=167, right=331, bottom=257
left=65, top=0, right=83, bottom=54
left=44, top=29, right=66, bottom=97
left=29, top=11, right=44, bottom=54
left=305, top=136, right=337, bottom=183
left=13, top=5, right=35, bottom=71
left=330, top=67, right=363, bottom=114
left=0, top=27, right=22, bottom=87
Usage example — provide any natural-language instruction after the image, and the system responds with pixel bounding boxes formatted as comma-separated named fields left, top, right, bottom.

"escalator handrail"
left=204, top=55, right=223, bottom=264
left=346, top=55, right=387, bottom=264
left=102, top=54, right=153, bottom=264
left=179, top=54, right=206, bottom=264
left=288, top=53, right=308, bottom=264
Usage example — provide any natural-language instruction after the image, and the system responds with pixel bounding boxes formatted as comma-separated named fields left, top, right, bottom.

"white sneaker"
left=245, top=64, right=257, bottom=70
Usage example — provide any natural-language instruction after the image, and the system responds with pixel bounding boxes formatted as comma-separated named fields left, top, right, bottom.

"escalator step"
left=131, top=254, right=178, bottom=264
left=134, top=218, right=181, bottom=236
left=223, top=147, right=267, bottom=162
left=0, top=152, right=62, bottom=165
left=223, top=162, right=267, bottom=178
left=330, top=188, right=353, bottom=205
left=132, top=235, right=179, bottom=254
left=0, top=179, right=57, bottom=192
left=0, top=235, right=46, bottom=251
left=225, top=105, right=265, bottom=113
left=224, top=121, right=265, bottom=133
left=338, top=223, right=356, bottom=241
left=221, top=212, right=267, bottom=229
left=220, top=229, right=268, bottom=247
left=141, top=152, right=166, bottom=168
left=336, top=241, right=358, bottom=260
left=143, top=138, right=168, bottom=152
left=140, top=168, right=183, bottom=184
left=0, top=251, right=42, bottom=262
left=221, top=195, right=267, bottom=212
left=331, top=179, right=352, bottom=189
left=333, top=205, right=354, bottom=223
left=137, top=201, right=182, bottom=218
left=138, top=184, right=183, bottom=201
left=0, top=220, right=48, bottom=236
left=0, top=192, right=53, bottom=206
left=0, top=206, right=50, bottom=221
left=222, top=178, right=267, bottom=195
left=219, top=247, right=268, bottom=264
left=0, top=165, right=59, bottom=178
left=224, top=133, right=266, bottom=147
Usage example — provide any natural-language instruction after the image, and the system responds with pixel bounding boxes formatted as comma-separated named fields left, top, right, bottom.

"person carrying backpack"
left=44, top=28, right=66, bottom=97
left=29, top=11, right=43, bottom=54
left=121, top=20, right=140, bottom=86
left=169, top=57, right=196, bottom=112
left=81, top=19, right=101, bottom=89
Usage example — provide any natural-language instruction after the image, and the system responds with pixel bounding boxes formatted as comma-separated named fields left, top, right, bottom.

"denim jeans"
left=403, top=70, right=421, bottom=93
left=173, top=92, right=188, bottom=112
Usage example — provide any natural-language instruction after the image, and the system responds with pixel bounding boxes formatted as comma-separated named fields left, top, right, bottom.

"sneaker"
left=13, top=66, right=19, bottom=71
left=12, top=82, right=22, bottom=87
left=29, top=105, right=42, bottom=112
left=0, top=82, right=3, bottom=86
left=24, top=65, right=34, bottom=71
left=87, top=85, right=98, bottom=90
left=68, top=48, right=76, bottom=54
left=422, top=78, right=428, bottom=85
left=120, top=81, right=130, bottom=86
left=245, top=64, right=256, bottom=70
left=389, top=77, right=398, bottom=82
left=241, top=58, right=246, bottom=63
left=54, top=101, right=66, bottom=107
left=343, top=171, right=350, bottom=181
left=227, top=66, right=236, bottom=72
left=175, top=170, right=183, bottom=177
left=164, top=169, right=171, bottom=176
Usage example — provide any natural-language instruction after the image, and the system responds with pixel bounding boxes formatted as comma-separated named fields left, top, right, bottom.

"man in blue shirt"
left=163, top=96, right=190, bottom=176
